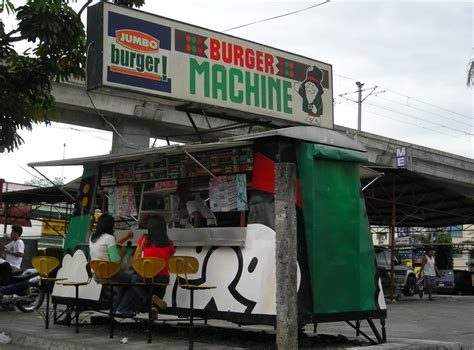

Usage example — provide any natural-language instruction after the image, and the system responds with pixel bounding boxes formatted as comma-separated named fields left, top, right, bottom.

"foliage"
left=0, top=0, right=144, bottom=153
left=434, top=232, right=453, bottom=270
left=25, top=176, right=65, bottom=187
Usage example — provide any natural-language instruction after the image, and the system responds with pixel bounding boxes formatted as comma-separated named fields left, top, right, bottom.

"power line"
left=4, top=154, right=44, bottom=181
left=223, top=1, right=330, bottom=32
left=372, top=94, right=473, bottom=129
left=362, top=109, right=467, bottom=141
left=86, top=91, right=142, bottom=151
left=334, top=73, right=472, bottom=121
left=364, top=101, right=473, bottom=136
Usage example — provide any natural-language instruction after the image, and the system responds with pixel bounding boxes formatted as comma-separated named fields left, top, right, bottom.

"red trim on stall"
left=251, top=152, right=303, bottom=208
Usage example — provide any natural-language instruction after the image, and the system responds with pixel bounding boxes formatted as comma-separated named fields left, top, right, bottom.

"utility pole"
left=356, top=81, right=364, bottom=132
left=275, top=163, right=298, bottom=350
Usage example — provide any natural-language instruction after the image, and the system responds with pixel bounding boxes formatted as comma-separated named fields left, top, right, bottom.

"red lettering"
left=256, top=51, right=263, bottom=72
left=210, top=38, right=220, bottom=61
left=234, top=45, right=244, bottom=67
left=222, top=42, right=232, bottom=64
left=245, top=48, right=255, bottom=69
left=264, top=53, right=274, bottom=74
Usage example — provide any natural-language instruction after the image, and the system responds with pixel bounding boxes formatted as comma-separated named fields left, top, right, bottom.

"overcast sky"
left=1, top=0, right=472, bottom=185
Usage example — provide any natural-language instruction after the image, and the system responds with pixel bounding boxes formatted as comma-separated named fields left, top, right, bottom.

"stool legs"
left=75, top=285, right=79, bottom=333
left=189, top=289, right=194, bottom=350
left=147, top=284, right=153, bottom=344
left=45, top=281, right=50, bottom=329
left=109, top=285, right=115, bottom=338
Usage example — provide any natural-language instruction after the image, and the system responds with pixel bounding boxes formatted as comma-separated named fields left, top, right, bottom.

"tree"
left=434, top=232, right=453, bottom=270
left=0, top=0, right=145, bottom=153
left=25, top=176, right=65, bottom=187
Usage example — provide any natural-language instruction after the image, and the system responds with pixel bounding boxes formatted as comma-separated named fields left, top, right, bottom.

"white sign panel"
left=88, top=3, right=334, bottom=128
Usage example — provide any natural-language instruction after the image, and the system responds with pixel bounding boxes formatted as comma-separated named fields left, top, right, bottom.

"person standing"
left=2, top=226, right=25, bottom=273
left=419, top=249, right=440, bottom=300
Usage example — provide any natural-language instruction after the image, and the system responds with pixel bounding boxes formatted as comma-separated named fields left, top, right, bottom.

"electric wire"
left=223, top=0, right=330, bottom=32
left=334, top=86, right=473, bottom=133
left=363, top=101, right=473, bottom=136
left=335, top=74, right=472, bottom=121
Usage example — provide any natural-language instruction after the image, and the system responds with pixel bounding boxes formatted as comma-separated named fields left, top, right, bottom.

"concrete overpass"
left=49, top=80, right=474, bottom=226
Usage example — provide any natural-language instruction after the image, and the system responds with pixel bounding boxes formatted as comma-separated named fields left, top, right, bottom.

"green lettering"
left=136, top=53, right=145, bottom=72
left=229, top=68, right=243, bottom=104
left=111, top=44, right=120, bottom=65
left=268, top=77, right=281, bottom=112
left=283, top=81, right=292, bottom=114
left=260, top=75, right=267, bottom=109
left=212, top=64, right=227, bottom=101
left=129, top=51, right=136, bottom=67
left=245, top=71, right=259, bottom=107
left=189, top=58, right=210, bottom=97
left=120, top=50, right=129, bottom=67
left=154, top=57, right=160, bottom=73
left=145, top=56, right=153, bottom=72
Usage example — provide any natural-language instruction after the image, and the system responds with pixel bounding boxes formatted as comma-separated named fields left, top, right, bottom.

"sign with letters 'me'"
left=87, top=3, right=333, bottom=128
left=395, top=146, right=408, bottom=169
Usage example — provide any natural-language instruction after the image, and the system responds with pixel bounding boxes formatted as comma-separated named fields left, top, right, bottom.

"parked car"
left=375, top=246, right=417, bottom=296
left=452, top=270, right=474, bottom=295
left=435, top=269, right=455, bottom=294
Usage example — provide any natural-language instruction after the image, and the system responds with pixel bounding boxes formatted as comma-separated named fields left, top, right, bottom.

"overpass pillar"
left=111, top=121, right=150, bottom=154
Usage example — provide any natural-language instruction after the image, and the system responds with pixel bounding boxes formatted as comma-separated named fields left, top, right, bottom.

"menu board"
left=115, top=162, right=134, bottom=184
left=209, top=149, right=240, bottom=174
left=134, top=159, right=168, bottom=181
left=107, top=185, right=137, bottom=218
left=100, top=164, right=116, bottom=186
left=209, top=174, right=248, bottom=212
left=239, top=147, right=254, bottom=172
left=99, top=146, right=254, bottom=186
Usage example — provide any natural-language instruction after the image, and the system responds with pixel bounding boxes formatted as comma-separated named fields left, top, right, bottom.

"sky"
left=1, top=0, right=473, bottom=186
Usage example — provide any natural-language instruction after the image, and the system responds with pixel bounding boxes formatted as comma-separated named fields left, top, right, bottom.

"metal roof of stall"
left=28, top=126, right=365, bottom=168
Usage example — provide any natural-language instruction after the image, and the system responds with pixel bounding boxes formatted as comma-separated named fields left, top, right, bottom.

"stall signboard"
left=41, top=219, right=67, bottom=236
left=87, top=3, right=333, bottom=128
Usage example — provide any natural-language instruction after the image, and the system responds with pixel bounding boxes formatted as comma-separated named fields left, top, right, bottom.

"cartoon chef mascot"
left=294, top=65, right=324, bottom=120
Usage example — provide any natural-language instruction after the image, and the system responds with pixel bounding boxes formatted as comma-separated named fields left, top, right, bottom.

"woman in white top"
left=419, top=249, right=440, bottom=300
left=89, top=214, right=133, bottom=282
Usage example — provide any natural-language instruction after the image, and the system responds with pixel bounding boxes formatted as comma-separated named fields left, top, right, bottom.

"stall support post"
left=275, top=163, right=298, bottom=350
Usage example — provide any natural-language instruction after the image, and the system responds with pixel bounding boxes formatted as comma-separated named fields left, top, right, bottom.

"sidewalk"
left=0, top=301, right=468, bottom=349
left=0, top=311, right=243, bottom=350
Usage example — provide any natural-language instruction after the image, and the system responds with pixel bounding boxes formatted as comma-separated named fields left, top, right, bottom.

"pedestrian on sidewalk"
left=418, top=249, right=440, bottom=300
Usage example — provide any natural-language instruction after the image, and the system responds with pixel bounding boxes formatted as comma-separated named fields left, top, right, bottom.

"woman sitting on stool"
left=115, top=215, right=175, bottom=316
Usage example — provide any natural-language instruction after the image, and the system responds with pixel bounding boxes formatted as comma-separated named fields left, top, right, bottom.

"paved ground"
left=315, top=294, right=474, bottom=348
left=0, top=294, right=472, bottom=349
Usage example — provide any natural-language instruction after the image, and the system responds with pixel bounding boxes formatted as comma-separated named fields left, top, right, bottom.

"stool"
left=168, top=256, right=215, bottom=350
left=132, top=257, right=167, bottom=343
left=32, top=256, right=66, bottom=329
left=90, top=260, right=129, bottom=339
left=56, top=262, right=92, bottom=333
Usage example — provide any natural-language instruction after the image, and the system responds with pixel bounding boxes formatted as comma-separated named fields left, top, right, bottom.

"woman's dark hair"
left=90, top=214, right=115, bottom=243
left=146, top=215, right=170, bottom=248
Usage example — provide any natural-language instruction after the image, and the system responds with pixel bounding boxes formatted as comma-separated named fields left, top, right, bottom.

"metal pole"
left=389, top=202, right=396, bottom=301
left=356, top=81, right=364, bottom=132
left=275, top=163, right=298, bottom=349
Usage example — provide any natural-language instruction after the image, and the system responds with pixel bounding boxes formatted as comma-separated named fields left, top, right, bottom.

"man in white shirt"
left=2, top=226, right=25, bottom=272
left=176, top=183, right=217, bottom=228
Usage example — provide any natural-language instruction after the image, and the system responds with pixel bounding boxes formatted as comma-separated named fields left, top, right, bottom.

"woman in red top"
left=116, top=215, right=175, bottom=315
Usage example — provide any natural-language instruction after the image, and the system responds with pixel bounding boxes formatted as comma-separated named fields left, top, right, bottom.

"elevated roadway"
left=50, top=81, right=474, bottom=226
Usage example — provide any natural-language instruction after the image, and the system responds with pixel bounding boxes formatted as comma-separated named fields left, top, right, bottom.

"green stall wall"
left=296, top=143, right=379, bottom=314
